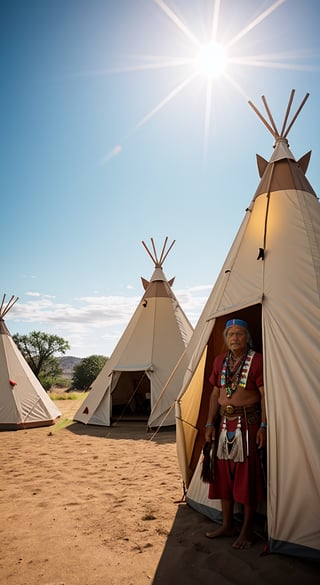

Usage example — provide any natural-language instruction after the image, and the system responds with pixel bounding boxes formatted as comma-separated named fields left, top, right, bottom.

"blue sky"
left=2, top=0, right=320, bottom=358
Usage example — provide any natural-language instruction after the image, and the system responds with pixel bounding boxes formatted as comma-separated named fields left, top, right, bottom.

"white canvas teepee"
left=0, top=295, right=61, bottom=429
left=74, top=238, right=193, bottom=428
left=170, top=91, right=320, bottom=560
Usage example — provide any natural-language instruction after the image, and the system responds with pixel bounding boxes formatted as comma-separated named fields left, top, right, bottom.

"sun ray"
left=129, top=72, right=198, bottom=134
left=210, top=0, right=221, bottom=44
left=153, top=0, right=201, bottom=48
left=76, top=57, right=194, bottom=77
left=229, top=57, right=319, bottom=72
left=230, top=48, right=317, bottom=62
left=101, top=145, right=122, bottom=166
left=81, top=44, right=316, bottom=79
left=222, top=71, right=251, bottom=101
left=226, top=0, right=286, bottom=49
left=203, top=79, right=214, bottom=166
left=97, top=0, right=316, bottom=167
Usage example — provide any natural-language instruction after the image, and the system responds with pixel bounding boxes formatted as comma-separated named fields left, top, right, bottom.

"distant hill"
left=58, top=356, right=82, bottom=379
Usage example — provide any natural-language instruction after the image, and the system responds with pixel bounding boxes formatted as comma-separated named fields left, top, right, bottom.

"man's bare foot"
left=205, top=525, right=239, bottom=539
left=232, top=533, right=253, bottom=549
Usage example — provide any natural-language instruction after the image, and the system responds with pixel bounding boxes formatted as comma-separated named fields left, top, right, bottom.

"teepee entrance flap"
left=207, top=295, right=263, bottom=320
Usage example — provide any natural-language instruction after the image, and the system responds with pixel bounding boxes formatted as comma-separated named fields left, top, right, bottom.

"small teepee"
left=0, top=295, right=61, bottom=429
left=74, top=238, right=193, bottom=428
left=169, top=91, right=320, bottom=560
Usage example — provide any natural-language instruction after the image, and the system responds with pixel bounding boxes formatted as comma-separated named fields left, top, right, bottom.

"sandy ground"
left=1, top=397, right=319, bottom=585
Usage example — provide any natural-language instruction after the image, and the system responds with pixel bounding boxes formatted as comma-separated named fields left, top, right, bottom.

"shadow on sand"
left=152, top=503, right=320, bottom=585
left=61, top=418, right=176, bottom=444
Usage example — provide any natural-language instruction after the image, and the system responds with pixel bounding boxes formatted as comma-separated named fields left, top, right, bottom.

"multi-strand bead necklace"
left=221, top=350, right=249, bottom=399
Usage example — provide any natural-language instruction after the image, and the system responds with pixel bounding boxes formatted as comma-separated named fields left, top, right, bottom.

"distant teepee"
left=0, top=294, right=61, bottom=429
left=169, top=91, right=320, bottom=560
left=74, top=238, right=193, bottom=428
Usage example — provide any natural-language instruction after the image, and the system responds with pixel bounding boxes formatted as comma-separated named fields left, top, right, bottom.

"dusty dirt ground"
left=1, top=398, right=319, bottom=585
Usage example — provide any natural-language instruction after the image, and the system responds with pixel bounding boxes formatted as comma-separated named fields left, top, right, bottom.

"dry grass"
left=48, top=388, right=88, bottom=400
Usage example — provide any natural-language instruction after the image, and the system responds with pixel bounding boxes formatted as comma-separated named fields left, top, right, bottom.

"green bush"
left=72, top=355, right=108, bottom=391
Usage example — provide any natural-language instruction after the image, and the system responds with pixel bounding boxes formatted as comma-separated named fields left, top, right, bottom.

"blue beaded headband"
left=225, top=318, right=248, bottom=329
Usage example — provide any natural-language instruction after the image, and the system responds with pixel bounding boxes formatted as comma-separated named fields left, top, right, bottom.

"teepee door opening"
left=190, top=303, right=263, bottom=474
left=111, top=370, right=151, bottom=421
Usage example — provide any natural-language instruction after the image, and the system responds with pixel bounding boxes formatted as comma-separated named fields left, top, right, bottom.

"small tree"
left=37, top=357, right=66, bottom=392
left=72, top=355, right=108, bottom=391
left=13, top=331, right=70, bottom=390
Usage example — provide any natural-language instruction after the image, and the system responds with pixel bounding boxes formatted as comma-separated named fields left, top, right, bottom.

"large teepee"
left=169, top=91, right=320, bottom=560
left=0, top=295, right=61, bottom=429
left=74, top=238, right=193, bottom=428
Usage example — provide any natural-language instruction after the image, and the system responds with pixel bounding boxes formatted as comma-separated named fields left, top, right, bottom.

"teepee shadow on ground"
left=152, top=503, right=320, bottom=585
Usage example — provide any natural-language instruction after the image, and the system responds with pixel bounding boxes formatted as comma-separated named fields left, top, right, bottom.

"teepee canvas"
left=74, top=238, right=193, bottom=428
left=170, top=91, right=320, bottom=560
left=0, top=295, right=61, bottom=429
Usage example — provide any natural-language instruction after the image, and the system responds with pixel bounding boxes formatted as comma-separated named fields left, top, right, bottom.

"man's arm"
left=204, top=385, right=220, bottom=442
left=256, top=385, right=267, bottom=449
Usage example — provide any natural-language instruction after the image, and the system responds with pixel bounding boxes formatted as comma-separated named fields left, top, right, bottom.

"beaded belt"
left=219, top=403, right=261, bottom=418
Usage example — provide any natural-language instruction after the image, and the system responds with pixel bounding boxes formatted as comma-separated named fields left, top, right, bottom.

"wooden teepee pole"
left=151, top=238, right=159, bottom=265
left=262, top=95, right=280, bottom=137
left=160, top=239, right=175, bottom=265
left=142, top=237, right=175, bottom=268
left=158, top=236, right=169, bottom=265
left=0, top=294, right=6, bottom=316
left=0, top=294, right=19, bottom=318
left=249, top=90, right=310, bottom=140
left=142, top=240, right=157, bottom=265
left=283, top=92, right=309, bottom=138
left=280, top=89, right=295, bottom=136
left=248, top=99, right=276, bottom=138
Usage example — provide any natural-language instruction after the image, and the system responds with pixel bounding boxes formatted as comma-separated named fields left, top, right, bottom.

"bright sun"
left=101, top=0, right=308, bottom=164
left=196, top=42, right=227, bottom=78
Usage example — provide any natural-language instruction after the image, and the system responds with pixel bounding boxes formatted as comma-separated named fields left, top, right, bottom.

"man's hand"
left=204, top=426, right=215, bottom=443
left=256, top=427, right=267, bottom=449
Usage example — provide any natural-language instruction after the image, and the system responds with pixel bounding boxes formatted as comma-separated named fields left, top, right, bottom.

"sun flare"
left=196, top=42, right=227, bottom=78
left=100, top=0, right=314, bottom=165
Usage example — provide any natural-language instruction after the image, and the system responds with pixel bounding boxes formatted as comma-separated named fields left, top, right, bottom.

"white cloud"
left=10, top=295, right=140, bottom=326
left=25, top=291, right=41, bottom=297
left=6, top=286, right=209, bottom=357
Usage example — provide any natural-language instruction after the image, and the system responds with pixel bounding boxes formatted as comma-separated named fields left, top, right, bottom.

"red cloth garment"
left=208, top=350, right=265, bottom=505
left=208, top=416, right=265, bottom=505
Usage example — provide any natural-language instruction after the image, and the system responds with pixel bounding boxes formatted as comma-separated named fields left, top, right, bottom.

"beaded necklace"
left=221, top=349, right=253, bottom=399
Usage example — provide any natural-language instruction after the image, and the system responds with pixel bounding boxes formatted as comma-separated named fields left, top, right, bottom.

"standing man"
left=204, top=318, right=267, bottom=549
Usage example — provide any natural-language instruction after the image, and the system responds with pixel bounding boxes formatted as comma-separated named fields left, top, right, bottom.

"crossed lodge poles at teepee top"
left=0, top=294, right=19, bottom=334
left=248, top=88, right=309, bottom=142
left=142, top=236, right=176, bottom=269
left=0, top=293, right=19, bottom=320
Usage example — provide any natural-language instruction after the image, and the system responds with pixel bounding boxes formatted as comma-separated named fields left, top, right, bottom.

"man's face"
left=226, top=326, right=247, bottom=354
